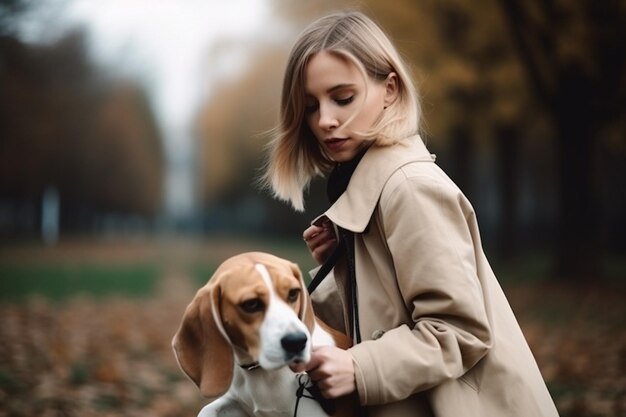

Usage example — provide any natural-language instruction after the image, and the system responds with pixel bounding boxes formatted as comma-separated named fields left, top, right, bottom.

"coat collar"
left=320, top=135, right=435, bottom=233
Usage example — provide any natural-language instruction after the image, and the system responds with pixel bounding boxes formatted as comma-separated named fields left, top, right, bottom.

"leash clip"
left=295, top=373, right=310, bottom=399
left=293, top=372, right=336, bottom=416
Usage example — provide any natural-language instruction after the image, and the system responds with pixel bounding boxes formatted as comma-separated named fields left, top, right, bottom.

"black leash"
left=293, top=373, right=336, bottom=416
left=307, top=242, right=344, bottom=294
left=342, top=231, right=362, bottom=344
left=302, top=231, right=369, bottom=417
left=307, top=229, right=362, bottom=344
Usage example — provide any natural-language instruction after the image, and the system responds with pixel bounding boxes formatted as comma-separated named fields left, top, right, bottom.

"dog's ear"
left=172, top=281, right=234, bottom=400
left=290, top=262, right=315, bottom=335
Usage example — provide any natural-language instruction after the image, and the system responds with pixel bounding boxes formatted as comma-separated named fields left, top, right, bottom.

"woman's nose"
left=318, top=104, right=338, bottom=131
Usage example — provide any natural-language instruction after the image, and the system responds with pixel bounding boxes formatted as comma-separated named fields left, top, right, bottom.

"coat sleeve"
left=349, top=169, right=493, bottom=405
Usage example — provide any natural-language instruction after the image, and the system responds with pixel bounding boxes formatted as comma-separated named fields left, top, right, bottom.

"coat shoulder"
left=379, top=160, right=462, bottom=207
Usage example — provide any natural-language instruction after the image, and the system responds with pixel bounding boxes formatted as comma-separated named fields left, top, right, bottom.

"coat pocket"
left=459, top=373, right=479, bottom=392
left=458, top=357, right=486, bottom=392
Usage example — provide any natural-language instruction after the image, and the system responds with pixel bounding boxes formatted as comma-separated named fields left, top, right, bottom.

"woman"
left=262, top=11, right=559, bottom=417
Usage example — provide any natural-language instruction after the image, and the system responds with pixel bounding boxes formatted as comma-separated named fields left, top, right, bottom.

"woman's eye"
left=240, top=298, right=264, bottom=313
left=335, top=96, right=354, bottom=106
left=287, top=288, right=300, bottom=303
left=305, top=103, right=319, bottom=113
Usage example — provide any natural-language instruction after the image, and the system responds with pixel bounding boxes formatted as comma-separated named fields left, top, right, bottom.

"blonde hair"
left=262, top=11, right=420, bottom=211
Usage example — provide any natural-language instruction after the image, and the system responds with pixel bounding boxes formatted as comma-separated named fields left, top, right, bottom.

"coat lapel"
left=324, top=135, right=436, bottom=233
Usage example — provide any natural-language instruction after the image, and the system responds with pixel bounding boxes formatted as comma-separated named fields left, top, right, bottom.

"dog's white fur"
left=172, top=253, right=345, bottom=417
left=255, top=263, right=334, bottom=370
left=199, top=264, right=334, bottom=416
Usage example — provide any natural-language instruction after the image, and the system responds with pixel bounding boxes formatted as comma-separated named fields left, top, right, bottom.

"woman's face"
left=304, top=51, right=392, bottom=162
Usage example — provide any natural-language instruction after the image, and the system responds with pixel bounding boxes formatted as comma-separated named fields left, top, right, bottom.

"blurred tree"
left=362, top=0, right=626, bottom=278
left=0, top=31, right=164, bottom=236
left=89, top=83, right=164, bottom=216
left=197, top=46, right=284, bottom=203
left=497, top=0, right=626, bottom=279
left=363, top=0, right=531, bottom=259
left=196, top=0, right=346, bottom=233
left=195, top=0, right=625, bottom=272
left=196, top=45, right=312, bottom=234
left=271, top=0, right=350, bottom=23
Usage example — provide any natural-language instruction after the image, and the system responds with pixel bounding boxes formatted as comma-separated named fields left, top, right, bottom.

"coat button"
left=371, top=330, right=385, bottom=340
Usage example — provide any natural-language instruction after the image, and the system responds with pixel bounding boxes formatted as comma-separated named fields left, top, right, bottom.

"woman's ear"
left=383, top=72, right=399, bottom=108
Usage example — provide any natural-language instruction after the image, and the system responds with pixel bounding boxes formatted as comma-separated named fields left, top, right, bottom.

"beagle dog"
left=172, top=252, right=354, bottom=417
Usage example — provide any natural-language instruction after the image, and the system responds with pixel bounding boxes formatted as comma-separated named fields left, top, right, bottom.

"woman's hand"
left=303, top=220, right=337, bottom=264
left=290, top=346, right=356, bottom=398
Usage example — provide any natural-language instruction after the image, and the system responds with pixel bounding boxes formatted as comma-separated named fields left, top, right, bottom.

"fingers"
left=303, top=223, right=337, bottom=264
left=312, top=236, right=337, bottom=264
left=302, top=224, right=324, bottom=243
left=289, top=353, right=322, bottom=374
left=304, top=346, right=356, bottom=399
left=289, top=362, right=307, bottom=373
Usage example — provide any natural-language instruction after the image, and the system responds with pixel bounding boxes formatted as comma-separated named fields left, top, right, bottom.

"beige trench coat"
left=311, top=136, right=559, bottom=417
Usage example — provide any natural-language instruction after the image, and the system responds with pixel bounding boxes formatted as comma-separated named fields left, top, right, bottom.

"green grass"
left=0, top=263, right=159, bottom=301
left=0, top=236, right=314, bottom=302
left=186, top=236, right=315, bottom=287
left=189, top=262, right=217, bottom=287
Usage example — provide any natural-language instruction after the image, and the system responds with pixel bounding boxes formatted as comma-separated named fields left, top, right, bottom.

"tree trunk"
left=449, top=126, right=473, bottom=198
left=553, top=65, right=601, bottom=281
left=494, top=124, right=519, bottom=260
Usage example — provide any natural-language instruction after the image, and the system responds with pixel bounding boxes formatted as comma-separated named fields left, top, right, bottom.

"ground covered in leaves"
left=0, top=239, right=624, bottom=417
left=0, top=273, right=204, bottom=417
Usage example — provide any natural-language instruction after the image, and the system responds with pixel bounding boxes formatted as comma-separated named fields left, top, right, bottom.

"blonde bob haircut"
left=263, top=11, right=420, bottom=211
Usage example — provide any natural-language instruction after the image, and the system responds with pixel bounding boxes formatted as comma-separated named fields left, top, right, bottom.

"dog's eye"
left=240, top=298, right=264, bottom=313
left=287, top=288, right=300, bottom=303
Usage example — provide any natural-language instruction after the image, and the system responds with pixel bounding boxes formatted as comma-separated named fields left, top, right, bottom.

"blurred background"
left=0, top=0, right=624, bottom=416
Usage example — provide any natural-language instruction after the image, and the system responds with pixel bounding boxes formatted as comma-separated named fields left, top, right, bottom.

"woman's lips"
left=324, top=138, right=348, bottom=152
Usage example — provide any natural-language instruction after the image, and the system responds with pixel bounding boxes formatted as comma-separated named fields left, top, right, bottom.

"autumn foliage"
left=0, top=240, right=624, bottom=417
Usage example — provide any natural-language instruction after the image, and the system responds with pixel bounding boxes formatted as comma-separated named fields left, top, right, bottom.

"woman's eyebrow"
left=305, top=83, right=357, bottom=97
left=327, top=83, right=356, bottom=93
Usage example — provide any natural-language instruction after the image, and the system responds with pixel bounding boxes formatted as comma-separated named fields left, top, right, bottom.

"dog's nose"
left=281, top=331, right=308, bottom=353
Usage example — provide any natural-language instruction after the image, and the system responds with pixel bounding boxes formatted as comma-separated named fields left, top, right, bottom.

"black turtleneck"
left=326, top=147, right=369, bottom=204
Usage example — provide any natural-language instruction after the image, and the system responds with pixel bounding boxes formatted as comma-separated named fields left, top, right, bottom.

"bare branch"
left=497, top=0, right=554, bottom=106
